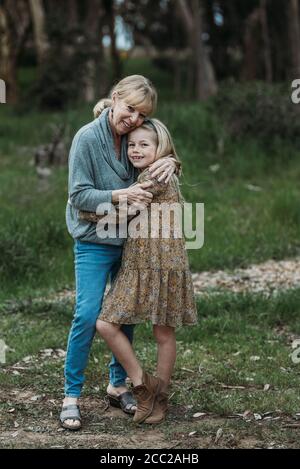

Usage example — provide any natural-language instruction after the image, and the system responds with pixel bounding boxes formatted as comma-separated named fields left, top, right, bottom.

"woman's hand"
left=112, top=181, right=153, bottom=206
left=127, top=181, right=154, bottom=206
left=148, top=155, right=180, bottom=184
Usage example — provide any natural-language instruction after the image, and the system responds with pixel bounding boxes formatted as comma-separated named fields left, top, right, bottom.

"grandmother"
left=60, top=75, right=179, bottom=430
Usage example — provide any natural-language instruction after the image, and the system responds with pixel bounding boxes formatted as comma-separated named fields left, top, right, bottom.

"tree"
left=176, top=0, right=217, bottom=100
left=288, top=0, right=300, bottom=77
left=104, top=0, right=122, bottom=81
left=31, top=0, right=109, bottom=108
left=260, top=0, right=272, bottom=82
left=29, top=0, right=49, bottom=65
left=83, top=0, right=107, bottom=102
left=0, top=0, right=30, bottom=103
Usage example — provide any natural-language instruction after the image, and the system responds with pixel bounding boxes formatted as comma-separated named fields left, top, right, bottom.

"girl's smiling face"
left=127, top=127, right=157, bottom=169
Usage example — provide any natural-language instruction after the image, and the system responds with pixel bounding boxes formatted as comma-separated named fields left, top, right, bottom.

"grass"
left=1, top=290, right=300, bottom=448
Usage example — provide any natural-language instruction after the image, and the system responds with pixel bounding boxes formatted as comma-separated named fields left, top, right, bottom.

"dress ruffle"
left=100, top=267, right=198, bottom=327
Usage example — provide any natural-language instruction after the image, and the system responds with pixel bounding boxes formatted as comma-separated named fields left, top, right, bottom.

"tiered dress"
left=99, top=169, right=198, bottom=327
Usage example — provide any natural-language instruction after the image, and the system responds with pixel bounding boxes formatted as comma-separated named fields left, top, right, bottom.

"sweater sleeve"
left=68, top=131, right=112, bottom=211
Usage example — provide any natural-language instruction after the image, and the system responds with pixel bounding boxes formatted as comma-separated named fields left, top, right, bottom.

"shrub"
left=212, top=81, right=300, bottom=147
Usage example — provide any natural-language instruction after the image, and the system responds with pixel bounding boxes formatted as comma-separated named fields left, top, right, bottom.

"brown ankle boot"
left=132, top=371, right=162, bottom=424
left=144, top=391, right=168, bottom=424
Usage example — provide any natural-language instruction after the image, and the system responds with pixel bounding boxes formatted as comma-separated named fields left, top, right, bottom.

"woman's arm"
left=68, top=134, right=112, bottom=211
left=148, top=156, right=182, bottom=183
left=112, top=181, right=154, bottom=205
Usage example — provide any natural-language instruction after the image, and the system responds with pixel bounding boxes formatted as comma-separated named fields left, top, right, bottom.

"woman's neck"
left=108, top=109, right=121, bottom=159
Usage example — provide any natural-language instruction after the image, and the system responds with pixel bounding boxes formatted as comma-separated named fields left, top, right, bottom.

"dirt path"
left=49, top=257, right=300, bottom=303
left=1, top=389, right=297, bottom=449
left=192, top=257, right=300, bottom=295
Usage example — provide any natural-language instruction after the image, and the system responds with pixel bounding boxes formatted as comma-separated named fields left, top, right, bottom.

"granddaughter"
left=96, top=118, right=198, bottom=424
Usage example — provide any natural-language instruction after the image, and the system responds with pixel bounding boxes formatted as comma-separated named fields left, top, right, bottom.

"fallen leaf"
left=214, top=428, right=223, bottom=444
left=263, top=384, right=271, bottom=391
left=41, top=349, right=54, bottom=356
left=242, top=410, right=253, bottom=419
left=22, top=356, right=33, bottom=363
left=209, top=164, right=220, bottom=173
left=245, top=184, right=262, bottom=192
left=220, top=383, right=246, bottom=390
left=193, top=412, right=207, bottom=419
left=180, top=367, right=194, bottom=373
left=292, top=339, right=300, bottom=349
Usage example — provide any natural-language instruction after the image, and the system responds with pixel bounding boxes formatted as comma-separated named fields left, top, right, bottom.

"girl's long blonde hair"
left=138, top=118, right=185, bottom=204
left=93, top=75, right=157, bottom=118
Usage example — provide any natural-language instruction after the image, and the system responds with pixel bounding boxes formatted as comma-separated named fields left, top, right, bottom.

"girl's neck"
left=138, top=165, right=151, bottom=174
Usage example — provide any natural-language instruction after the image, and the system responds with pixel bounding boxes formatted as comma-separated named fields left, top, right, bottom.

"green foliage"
left=212, top=82, right=300, bottom=147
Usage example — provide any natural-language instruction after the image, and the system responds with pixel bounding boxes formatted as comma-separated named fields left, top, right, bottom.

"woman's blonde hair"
left=136, top=118, right=185, bottom=203
left=93, top=75, right=157, bottom=118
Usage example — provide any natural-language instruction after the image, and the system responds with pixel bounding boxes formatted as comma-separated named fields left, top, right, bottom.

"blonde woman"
left=96, top=119, right=198, bottom=425
left=61, top=76, right=179, bottom=430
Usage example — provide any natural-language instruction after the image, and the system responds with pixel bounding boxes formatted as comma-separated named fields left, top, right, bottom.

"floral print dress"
left=99, top=168, right=198, bottom=328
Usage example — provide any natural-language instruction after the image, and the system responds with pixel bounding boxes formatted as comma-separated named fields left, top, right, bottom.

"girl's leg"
left=97, top=320, right=164, bottom=423
left=96, top=320, right=143, bottom=387
left=153, top=325, right=176, bottom=392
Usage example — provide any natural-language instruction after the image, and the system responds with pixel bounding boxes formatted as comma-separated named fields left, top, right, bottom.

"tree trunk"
left=83, top=0, right=107, bottom=102
left=105, top=0, right=122, bottom=81
left=260, top=0, right=273, bottom=82
left=29, top=0, right=49, bottom=65
left=0, top=0, right=30, bottom=104
left=192, top=0, right=217, bottom=100
left=242, top=8, right=260, bottom=80
left=67, top=0, right=79, bottom=29
left=176, top=0, right=217, bottom=100
left=288, top=0, right=300, bottom=77
left=0, top=5, right=18, bottom=103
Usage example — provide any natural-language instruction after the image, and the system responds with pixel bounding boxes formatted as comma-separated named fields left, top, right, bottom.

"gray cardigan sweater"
left=66, top=108, right=138, bottom=246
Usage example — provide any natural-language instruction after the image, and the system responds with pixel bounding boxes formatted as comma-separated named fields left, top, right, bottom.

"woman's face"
left=127, top=127, right=157, bottom=170
left=110, top=94, right=149, bottom=135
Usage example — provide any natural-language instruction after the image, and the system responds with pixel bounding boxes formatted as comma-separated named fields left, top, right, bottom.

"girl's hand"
left=148, top=155, right=179, bottom=184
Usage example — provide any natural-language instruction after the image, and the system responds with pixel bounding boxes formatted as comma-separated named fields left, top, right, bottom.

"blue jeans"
left=64, top=240, right=134, bottom=397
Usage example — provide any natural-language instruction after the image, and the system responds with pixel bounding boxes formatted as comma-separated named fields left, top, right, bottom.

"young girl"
left=96, top=119, right=197, bottom=424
